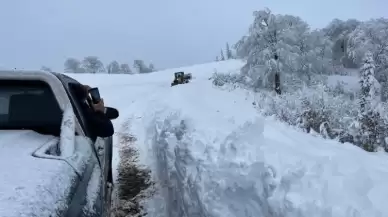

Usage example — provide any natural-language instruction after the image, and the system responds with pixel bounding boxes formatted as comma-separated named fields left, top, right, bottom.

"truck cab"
left=0, top=70, right=116, bottom=217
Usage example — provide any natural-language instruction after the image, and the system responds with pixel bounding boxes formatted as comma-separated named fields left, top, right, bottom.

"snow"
left=59, top=105, right=75, bottom=157
left=0, top=130, right=77, bottom=217
left=66, top=59, right=388, bottom=217
left=327, top=74, right=381, bottom=93
left=327, top=75, right=360, bottom=92
left=84, top=164, right=102, bottom=215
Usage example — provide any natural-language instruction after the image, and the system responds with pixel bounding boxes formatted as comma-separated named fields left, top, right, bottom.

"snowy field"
left=69, top=60, right=388, bottom=217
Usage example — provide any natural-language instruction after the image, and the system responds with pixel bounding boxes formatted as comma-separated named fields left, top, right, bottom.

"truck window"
left=54, top=74, right=96, bottom=141
left=0, top=80, right=63, bottom=136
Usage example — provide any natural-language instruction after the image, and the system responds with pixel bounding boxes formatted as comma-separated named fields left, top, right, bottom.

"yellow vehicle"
left=171, top=71, right=192, bottom=86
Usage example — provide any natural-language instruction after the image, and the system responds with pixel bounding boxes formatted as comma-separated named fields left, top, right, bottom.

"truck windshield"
left=0, top=80, right=63, bottom=136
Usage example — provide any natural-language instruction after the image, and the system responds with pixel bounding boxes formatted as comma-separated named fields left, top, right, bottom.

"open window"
left=0, top=80, right=63, bottom=136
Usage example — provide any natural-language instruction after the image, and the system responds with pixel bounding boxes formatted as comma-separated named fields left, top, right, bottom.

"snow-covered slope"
left=69, top=59, right=388, bottom=217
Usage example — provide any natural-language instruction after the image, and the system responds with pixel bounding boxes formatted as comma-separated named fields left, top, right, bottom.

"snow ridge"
left=144, top=111, right=284, bottom=217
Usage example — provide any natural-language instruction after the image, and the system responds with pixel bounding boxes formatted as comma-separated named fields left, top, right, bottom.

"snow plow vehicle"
left=0, top=70, right=119, bottom=217
left=171, top=71, right=192, bottom=86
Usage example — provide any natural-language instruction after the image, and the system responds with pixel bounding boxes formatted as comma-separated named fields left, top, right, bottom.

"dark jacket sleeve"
left=85, top=109, right=114, bottom=138
left=104, top=107, right=119, bottom=120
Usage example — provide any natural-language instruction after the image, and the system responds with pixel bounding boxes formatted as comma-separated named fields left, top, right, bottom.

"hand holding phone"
left=92, top=98, right=105, bottom=113
left=88, top=87, right=101, bottom=104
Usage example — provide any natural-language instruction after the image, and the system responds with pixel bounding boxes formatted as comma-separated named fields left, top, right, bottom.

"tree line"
left=233, top=8, right=387, bottom=96
left=41, top=56, right=156, bottom=74
left=215, top=42, right=234, bottom=61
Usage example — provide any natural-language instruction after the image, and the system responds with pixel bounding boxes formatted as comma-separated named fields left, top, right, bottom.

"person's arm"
left=87, top=110, right=114, bottom=138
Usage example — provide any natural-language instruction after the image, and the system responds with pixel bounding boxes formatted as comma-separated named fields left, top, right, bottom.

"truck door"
left=55, top=75, right=109, bottom=185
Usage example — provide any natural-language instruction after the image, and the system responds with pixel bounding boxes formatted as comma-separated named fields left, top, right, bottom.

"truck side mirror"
left=105, top=107, right=119, bottom=120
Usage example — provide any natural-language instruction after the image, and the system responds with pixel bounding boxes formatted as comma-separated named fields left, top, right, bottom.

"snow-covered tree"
left=107, top=60, right=120, bottom=74
left=357, top=52, right=383, bottom=151
left=308, top=30, right=334, bottom=75
left=64, top=58, right=85, bottom=73
left=234, top=36, right=249, bottom=58
left=133, top=60, right=152, bottom=73
left=381, top=82, right=388, bottom=101
left=215, top=56, right=219, bottom=61
left=359, top=52, right=378, bottom=112
left=355, top=108, right=388, bottom=152
left=149, top=63, right=155, bottom=72
left=225, top=43, right=233, bottom=59
left=323, top=18, right=360, bottom=68
left=237, top=8, right=305, bottom=91
left=41, top=66, right=52, bottom=72
left=347, top=18, right=388, bottom=102
left=220, top=49, right=225, bottom=61
left=285, top=16, right=314, bottom=83
left=347, top=18, right=388, bottom=84
left=281, top=15, right=334, bottom=82
left=323, top=18, right=360, bottom=41
left=237, top=8, right=341, bottom=90
left=120, top=63, right=132, bottom=74
left=82, top=56, right=105, bottom=74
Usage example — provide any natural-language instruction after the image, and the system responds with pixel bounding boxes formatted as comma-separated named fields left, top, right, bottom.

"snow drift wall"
left=142, top=110, right=294, bottom=217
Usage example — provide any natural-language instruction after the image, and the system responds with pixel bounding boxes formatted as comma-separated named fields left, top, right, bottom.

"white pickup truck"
left=0, top=70, right=119, bottom=217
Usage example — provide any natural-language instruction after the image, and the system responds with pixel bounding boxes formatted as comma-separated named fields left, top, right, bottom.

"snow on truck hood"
left=0, top=130, right=77, bottom=217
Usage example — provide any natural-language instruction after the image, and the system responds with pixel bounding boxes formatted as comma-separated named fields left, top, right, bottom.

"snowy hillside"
left=69, top=59, right=388, bottom=217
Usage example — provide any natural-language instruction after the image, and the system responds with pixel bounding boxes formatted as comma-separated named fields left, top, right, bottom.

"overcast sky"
left=0, top=0, right=386, bottom=71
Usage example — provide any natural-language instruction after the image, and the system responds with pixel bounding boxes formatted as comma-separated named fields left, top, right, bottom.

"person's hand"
left=92, top=98, right=105, bottom=113
left=82, top=85, right=92, bottom=94
left=83, top=85, right=91, bottom=91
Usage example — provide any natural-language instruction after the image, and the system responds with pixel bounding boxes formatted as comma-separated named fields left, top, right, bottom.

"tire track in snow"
left=111, top=120, right=154, bottom=217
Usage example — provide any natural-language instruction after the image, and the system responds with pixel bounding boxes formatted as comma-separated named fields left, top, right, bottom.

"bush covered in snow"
left=212, top=71, right=388, bottom=152
left=212, top=72, right=239, bottom=87
left=254, top=84, right=359, bottom=140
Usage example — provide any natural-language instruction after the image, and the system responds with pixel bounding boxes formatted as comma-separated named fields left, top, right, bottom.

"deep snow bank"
left=143, top=111, right=276, bottom=217
left=142, top=109, right=388, bottom=217
left=135, top=71, right=388, bottom=217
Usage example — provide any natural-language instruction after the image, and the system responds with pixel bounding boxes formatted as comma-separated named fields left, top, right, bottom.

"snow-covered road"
left=69, top=60, right=388, bottom=217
